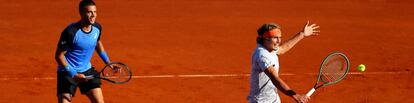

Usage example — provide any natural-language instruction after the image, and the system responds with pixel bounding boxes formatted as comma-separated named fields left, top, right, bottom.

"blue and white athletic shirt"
left=57, top=21, right=102, bottom=75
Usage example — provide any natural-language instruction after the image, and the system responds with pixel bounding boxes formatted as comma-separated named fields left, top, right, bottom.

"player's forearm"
left=55, top=49, right=68, bottom=67
left=95, top=41, right=105, bottom=53
left=55, top=49, right=78, bottom=77
left=269, top=75, right=299, bottom=97
left=95, top=41, right=111, bottom=64
left=274, top=76, right=293, bottom=93
left=264, top=66, right=296, bottom=96
left=278, top=32, right=305, bottom=55
left=273, top=79, right=300, bottom=98
left=265, top=69, right=293, bottom=94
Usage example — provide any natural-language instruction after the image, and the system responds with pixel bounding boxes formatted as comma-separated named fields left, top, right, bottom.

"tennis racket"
left=306, top=52, right=350, bottom=97
left=85, top=62, right=132, bottom=84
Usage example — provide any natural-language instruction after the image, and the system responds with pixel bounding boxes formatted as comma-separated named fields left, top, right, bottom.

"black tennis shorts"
left=57, top=67, right=101, bottom=96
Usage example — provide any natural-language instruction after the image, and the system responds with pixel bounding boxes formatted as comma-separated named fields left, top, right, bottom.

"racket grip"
left=306, top=88, right=316, bottom=97
left=85, top=75, right=94, bottom=79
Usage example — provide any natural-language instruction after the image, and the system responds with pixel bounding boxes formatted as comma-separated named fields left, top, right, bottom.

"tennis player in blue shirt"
left=55, top=0, right=110, bottom=103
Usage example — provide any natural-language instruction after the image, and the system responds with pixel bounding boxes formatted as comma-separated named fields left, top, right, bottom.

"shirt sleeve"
left=257, top=55, right=274, bottom=71
left=93, top=22, right=102, bottom=41
left=57, top=28, right=72, bottom=50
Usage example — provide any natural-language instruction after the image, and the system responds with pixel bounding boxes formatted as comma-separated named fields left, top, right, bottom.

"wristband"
left=287, top=90, right=297, bottom=96
left=65, top=66, right=77, bottom=78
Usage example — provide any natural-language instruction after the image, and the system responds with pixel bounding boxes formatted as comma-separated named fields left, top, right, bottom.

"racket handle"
left=85, top=75, right=94, bottom=79
left=306, top=88, right=316, bottom=97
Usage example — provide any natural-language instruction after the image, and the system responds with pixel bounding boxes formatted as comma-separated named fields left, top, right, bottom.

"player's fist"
left=74, top=73, right=88, bottom=82
left=293, top=94, right=310, bottom=103
left=110, top=64, right=121, bottom=73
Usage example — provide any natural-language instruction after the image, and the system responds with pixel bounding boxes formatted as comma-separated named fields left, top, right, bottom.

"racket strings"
left=102, top=64, right=131, bottom=82
left=111, top=64, right=130, bottom=81
left=321, top=55, right=348, bottom=83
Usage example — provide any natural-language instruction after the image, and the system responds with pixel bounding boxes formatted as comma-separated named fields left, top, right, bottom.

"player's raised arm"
left=277, top=21, right=320, bottom=55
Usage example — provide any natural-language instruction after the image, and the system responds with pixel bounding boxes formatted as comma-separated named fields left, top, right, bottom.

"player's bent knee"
left=58, top=93, right=72, bottom=103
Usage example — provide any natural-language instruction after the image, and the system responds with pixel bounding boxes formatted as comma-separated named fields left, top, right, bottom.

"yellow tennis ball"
left=358, top=64, right=366, bottom=72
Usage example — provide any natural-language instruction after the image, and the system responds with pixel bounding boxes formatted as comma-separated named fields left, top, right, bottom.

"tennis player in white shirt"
left=248, top=21, right=320, bottom=103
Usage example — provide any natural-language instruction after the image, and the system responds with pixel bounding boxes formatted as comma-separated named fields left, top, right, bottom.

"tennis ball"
left=358, top=64, right=366, bottom=72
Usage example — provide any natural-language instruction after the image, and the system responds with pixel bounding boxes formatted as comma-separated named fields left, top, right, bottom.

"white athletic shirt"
left=248, top=44, right=281, bottom=103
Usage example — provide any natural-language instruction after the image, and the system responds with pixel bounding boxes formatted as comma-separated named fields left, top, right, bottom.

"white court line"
left=132, top=75, right=175, bottom=78
left=0, top=71, right=410, bottom=80
left=347, top=71, right=410, bottom=75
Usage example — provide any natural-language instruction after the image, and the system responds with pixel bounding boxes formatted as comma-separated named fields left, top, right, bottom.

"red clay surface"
left=0, top=0, right=413, bottom=102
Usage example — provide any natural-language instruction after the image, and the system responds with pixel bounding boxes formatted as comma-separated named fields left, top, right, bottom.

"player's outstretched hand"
left=302, top=21, right=320, bottom=37
left=293, top=94, right=310, bottom=103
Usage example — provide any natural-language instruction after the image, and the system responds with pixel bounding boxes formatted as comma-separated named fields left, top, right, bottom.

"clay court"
left=0, top=0, right=413, bottom=102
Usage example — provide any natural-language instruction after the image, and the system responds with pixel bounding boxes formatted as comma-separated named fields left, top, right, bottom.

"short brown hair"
left=79, top=0, right=96, bottom=13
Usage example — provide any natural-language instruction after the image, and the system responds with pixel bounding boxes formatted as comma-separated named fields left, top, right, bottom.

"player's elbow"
left=54, top=53, right=62, bottom=63
left=54, top=49, right=66, bottom=62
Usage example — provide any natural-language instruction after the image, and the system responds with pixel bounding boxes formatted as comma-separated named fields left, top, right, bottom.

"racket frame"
left=306, top=52, right=350, bottom=97
left=87, top=62, right=132, bottom=84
